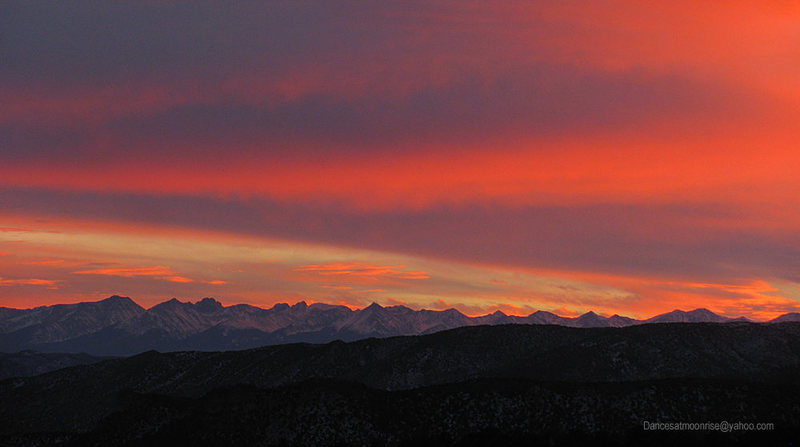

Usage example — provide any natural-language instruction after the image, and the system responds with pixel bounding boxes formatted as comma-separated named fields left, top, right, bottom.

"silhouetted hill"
left=770, top=312, right=800, bottom=323
left=643, top=308, right=732, bottom=323
left=2, top=322, right=800, bottom=438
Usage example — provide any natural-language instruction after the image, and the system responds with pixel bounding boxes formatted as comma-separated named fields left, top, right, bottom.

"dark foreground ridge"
left=1, top=322, right=800, bottom=445
left=0, top=351, right=112, bottom=380
left=58, top=379, right=800, bottom=447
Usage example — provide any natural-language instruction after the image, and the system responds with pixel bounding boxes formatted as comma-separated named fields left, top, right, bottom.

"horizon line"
left=4, top=294, right=798, bottom=323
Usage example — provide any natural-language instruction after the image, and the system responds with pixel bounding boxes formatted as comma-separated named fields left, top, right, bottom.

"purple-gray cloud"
left=1, top=188, right=797, bottom=285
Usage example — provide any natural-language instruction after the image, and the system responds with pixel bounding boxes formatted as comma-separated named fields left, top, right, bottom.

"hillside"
left=2, top=322, right=800, bottom=438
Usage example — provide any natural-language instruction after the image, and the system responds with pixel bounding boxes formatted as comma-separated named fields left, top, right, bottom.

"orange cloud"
left=296, top=263, right=429, bottom=280
left=165, top=276, right=194, bottom=283
left=1, top=129, right=796, bottom=216
left=73, top=265, right=196, bottom=284
left=74, top=266, right=176, bottom=277
left=0, top=277, right=59, bottom=288
left=23, top=258, right=66, bottom=265
left=0, top=226, right=61, bottom=234
left=549, top=306, right=582, bottom=318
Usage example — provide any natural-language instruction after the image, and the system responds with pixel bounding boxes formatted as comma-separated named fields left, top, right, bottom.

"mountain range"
left=0, top=296, right=794, bottom=356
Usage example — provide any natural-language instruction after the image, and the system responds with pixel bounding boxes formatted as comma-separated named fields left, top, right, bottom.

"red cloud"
left=74, top=266, right=177, bottom=277
left=0, top=277, right=59, bottom=288
left=295, top=263, right=429, bottom=280
left=73, top=266, right=195, bottom=284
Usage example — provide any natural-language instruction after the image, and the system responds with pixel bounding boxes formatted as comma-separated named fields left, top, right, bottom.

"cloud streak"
left=295, top=263, right=429, bottom=280
left=0, top=277, right=59, bottom=288
left=73, top=266, right=195, bottom=284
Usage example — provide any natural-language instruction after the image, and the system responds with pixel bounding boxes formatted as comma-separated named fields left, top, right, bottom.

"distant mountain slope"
left=2, top=322, right=800, bottom=435
left=0, top=296, right=144, bottom=351
left=0, top=351, right=111, bottom=380
left=0, top=296, right=786, bottom=356
left=643, top=308, right=731, bottom=324
left=770, top=312, right=800, bottom=323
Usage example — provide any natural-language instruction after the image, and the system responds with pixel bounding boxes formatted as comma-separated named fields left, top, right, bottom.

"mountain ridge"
left=0, top=296, right=794, bottom=356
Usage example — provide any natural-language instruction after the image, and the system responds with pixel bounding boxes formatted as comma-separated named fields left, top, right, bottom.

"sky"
left=1, top=1, right=799, bottom=320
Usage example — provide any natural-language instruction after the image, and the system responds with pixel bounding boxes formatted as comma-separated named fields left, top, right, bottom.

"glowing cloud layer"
left=1, top=1, right=798, bottom=319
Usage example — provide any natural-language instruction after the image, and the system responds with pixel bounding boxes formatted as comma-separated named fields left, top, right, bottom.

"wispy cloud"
left=74, top=266, right=177, bottom=278
left=0, top=277, right=59, bottom=288
left=73, top=265, right=195, bottom=284
left=0, top=227, right=61, bottom=234
left=23, top=258, right=66, bottom=265
left=295, top=263, right=429, bottom=280
left=204, top=280, right=228, bottom=285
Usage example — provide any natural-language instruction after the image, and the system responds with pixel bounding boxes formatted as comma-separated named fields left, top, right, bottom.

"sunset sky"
left=1, top=1, right=799, bottom=319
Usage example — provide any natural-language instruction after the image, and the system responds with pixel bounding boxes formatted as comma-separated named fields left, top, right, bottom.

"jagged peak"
left=292, top=301, right=308, bottom=310
left=364, top=302, right=384, bottom=311
left=150, top=298, right=186, bottom=310
left=386, top=304, right=413, bottom=312
left=195, top=297, right=223, bottom=312
left=308, top=302, right=348, bottom=311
